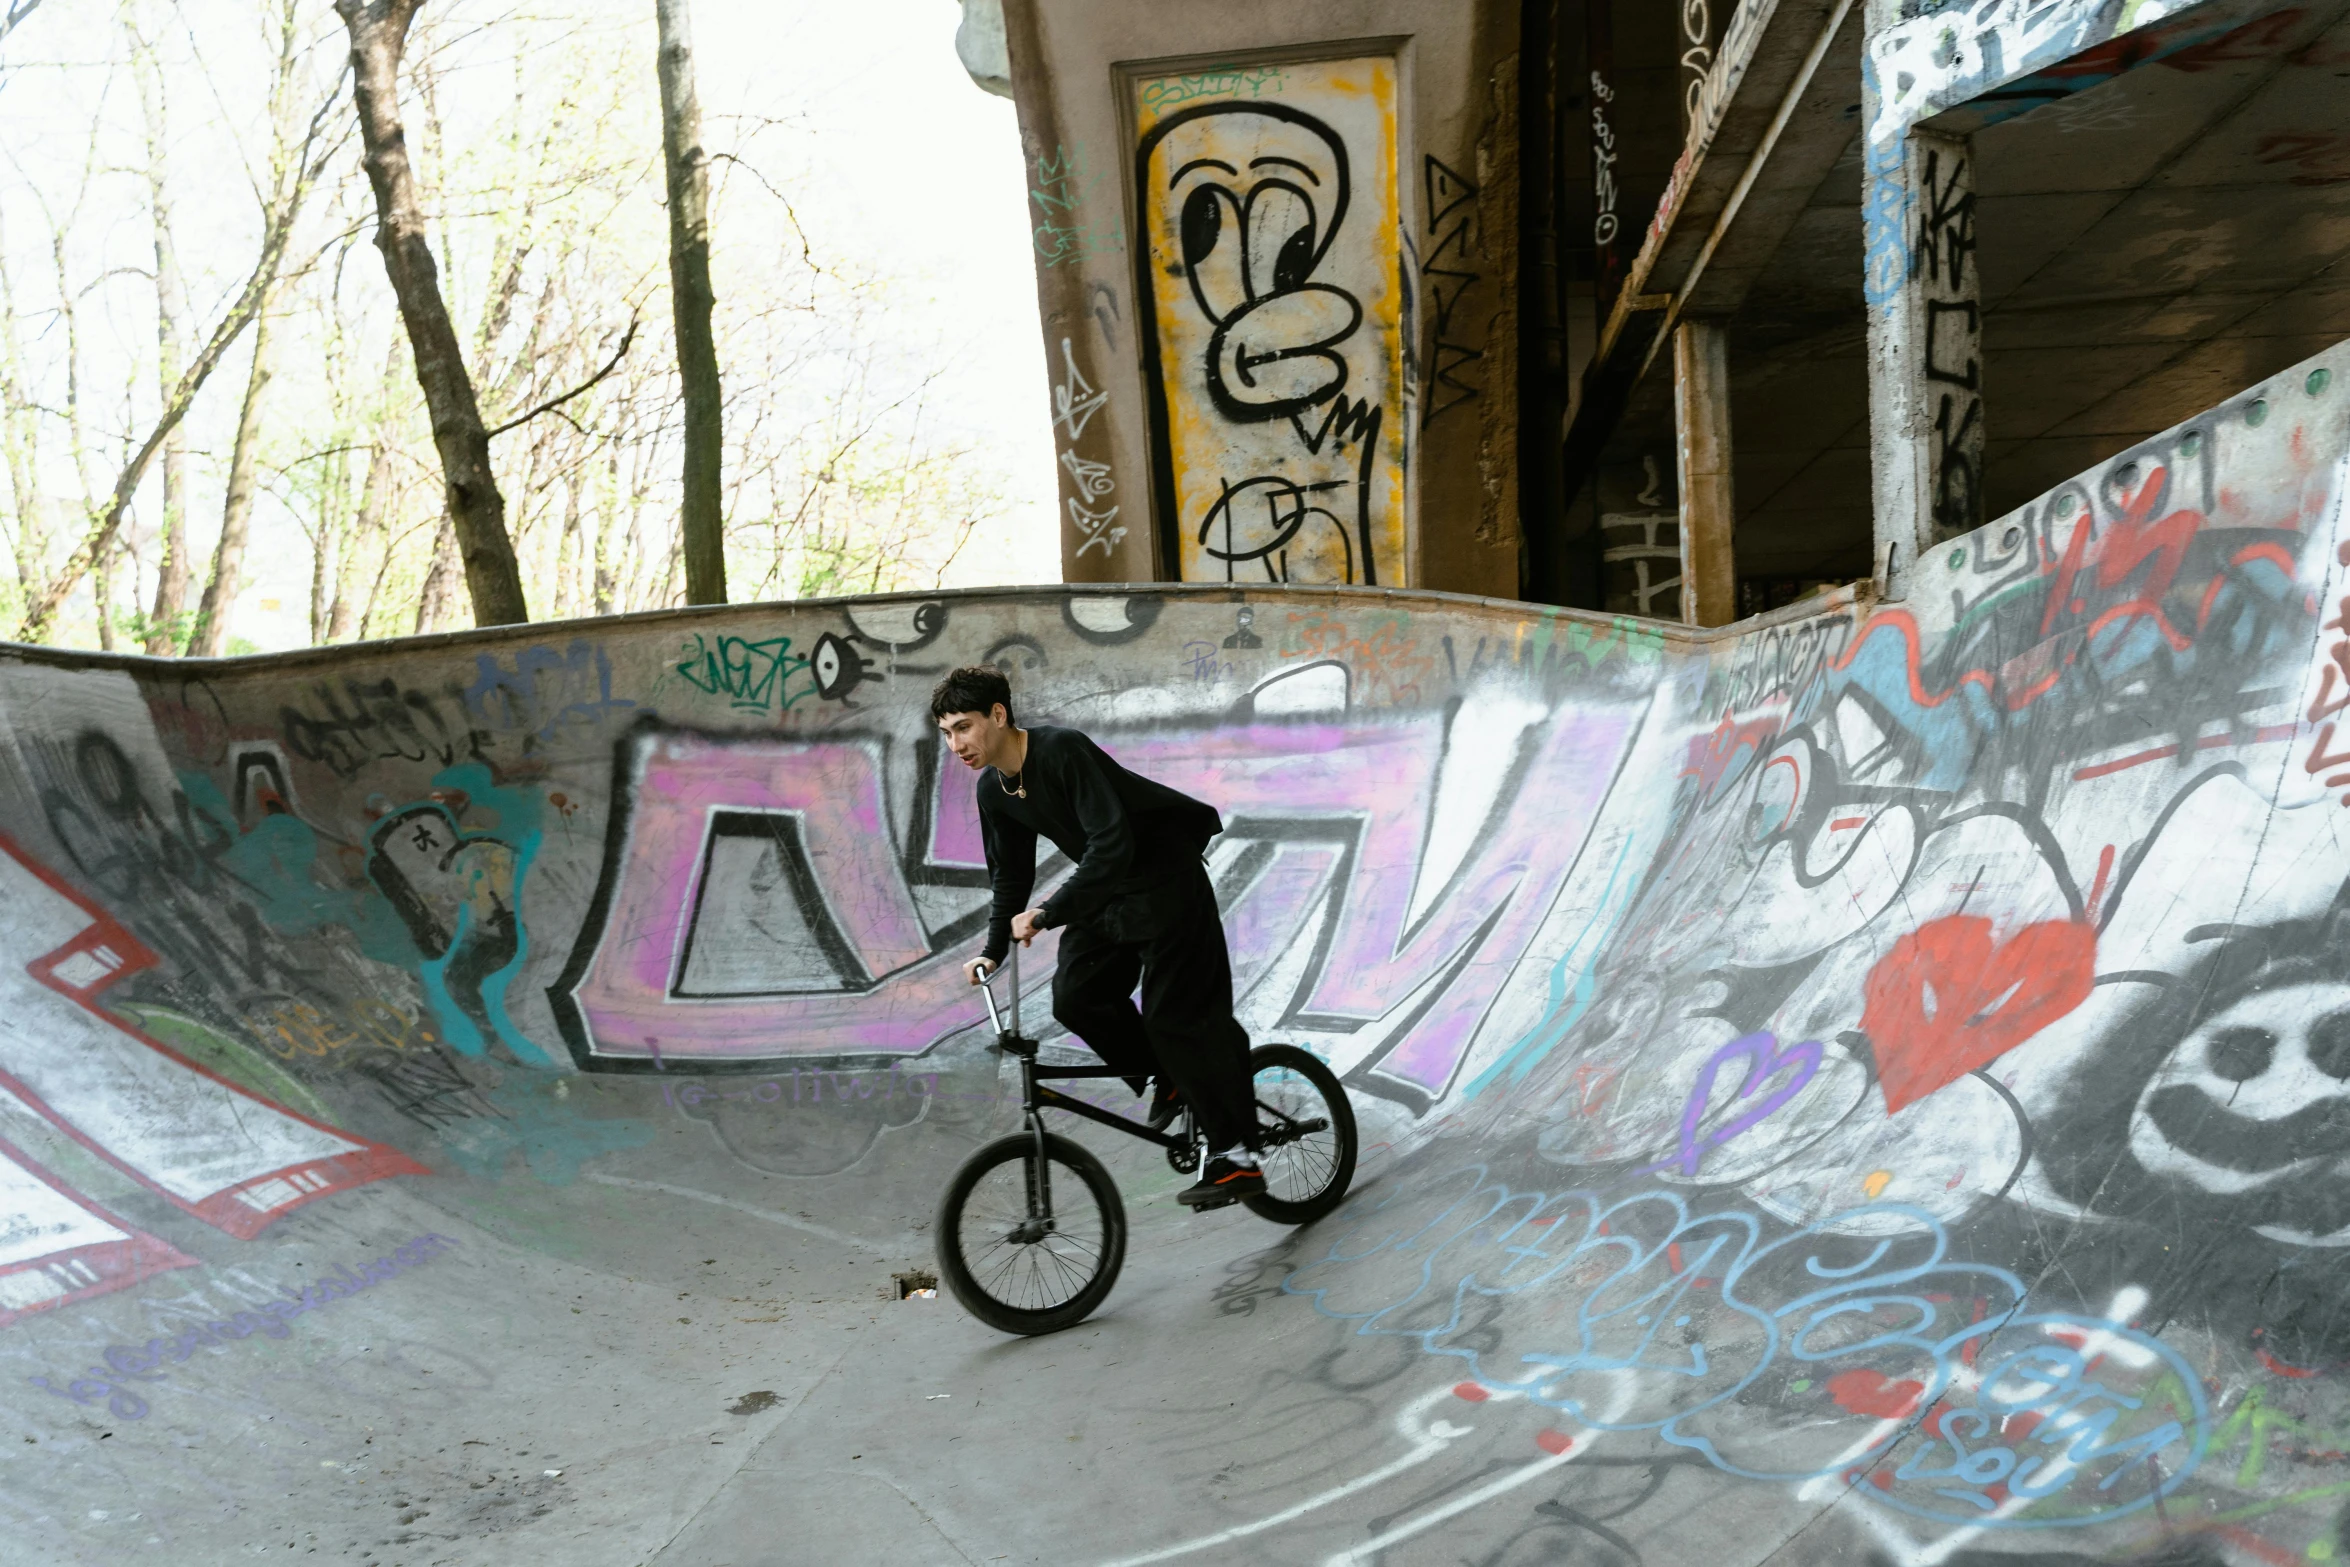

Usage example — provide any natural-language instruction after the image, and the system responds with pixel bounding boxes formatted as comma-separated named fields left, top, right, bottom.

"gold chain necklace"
left=999, top=737, right=1027, bottom=798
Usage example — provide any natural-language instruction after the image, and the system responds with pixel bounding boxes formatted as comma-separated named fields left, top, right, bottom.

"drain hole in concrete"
left=728, top=1390, right=780, bottom=1417
left=895, top=1269, right=938, bottom=1299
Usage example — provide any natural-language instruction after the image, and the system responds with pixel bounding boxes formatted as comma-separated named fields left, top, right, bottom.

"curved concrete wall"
left=2, top=337, right=2348, bottom=1560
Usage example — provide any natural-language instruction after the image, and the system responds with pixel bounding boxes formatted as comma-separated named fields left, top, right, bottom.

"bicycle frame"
left=974, top=949, right=1331, bottom=1232
left=977, top=948, right=1192, bottom=1158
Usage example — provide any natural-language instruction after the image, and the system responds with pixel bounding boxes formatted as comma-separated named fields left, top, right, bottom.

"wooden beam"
left=1675, top=320, right=1736, bottom=627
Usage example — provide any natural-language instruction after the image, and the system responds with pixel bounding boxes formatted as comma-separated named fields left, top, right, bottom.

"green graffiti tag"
left=1138, top=63, right=1288, bottom=110
left=675, top=631, right=817, bottom=714
left=1030, top=142, right=1121, bottom=268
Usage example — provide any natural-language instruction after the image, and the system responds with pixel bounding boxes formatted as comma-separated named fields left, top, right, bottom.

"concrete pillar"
left=1864, top=117, right=1983, bottom=598
left=1674, top=319, right=1736, bottom=628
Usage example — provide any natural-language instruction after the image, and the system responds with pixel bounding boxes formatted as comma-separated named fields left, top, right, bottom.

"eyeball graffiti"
left=806, top=632, right=866, bottom=701
left=842, top=599, right=946, bottom=652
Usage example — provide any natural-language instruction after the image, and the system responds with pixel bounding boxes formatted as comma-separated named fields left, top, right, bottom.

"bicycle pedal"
left=1181, top=1194, right=1240, bottom=1212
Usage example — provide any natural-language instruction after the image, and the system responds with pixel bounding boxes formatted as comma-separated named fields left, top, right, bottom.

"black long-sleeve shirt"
left=976, top=725, right=1223, bottom=963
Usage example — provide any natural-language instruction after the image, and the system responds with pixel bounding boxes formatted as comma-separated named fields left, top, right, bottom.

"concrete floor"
left=0, top=1050, right=2267, bottom=1565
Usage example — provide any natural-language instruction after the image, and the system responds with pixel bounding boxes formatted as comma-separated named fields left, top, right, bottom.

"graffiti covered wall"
left=1135, top=54, right=1410, bottom=587
left=3, top=339, right=2350, bottom=1556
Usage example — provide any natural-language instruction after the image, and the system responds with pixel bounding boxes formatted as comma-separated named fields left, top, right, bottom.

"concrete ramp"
left=3, top=341, right=2349, bottom=1564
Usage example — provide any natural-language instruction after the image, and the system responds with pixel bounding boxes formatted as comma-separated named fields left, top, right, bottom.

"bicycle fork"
left=995, top=949, right=1056, bottom=1242
left=1014, top=1056, right=1059, bottom=1240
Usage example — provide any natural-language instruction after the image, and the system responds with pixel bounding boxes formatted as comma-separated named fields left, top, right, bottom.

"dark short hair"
left=930, top=666, right=1013, bottom=725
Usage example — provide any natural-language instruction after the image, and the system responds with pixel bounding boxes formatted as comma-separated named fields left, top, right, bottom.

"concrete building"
left=977, top=0, right=2350, bottom=623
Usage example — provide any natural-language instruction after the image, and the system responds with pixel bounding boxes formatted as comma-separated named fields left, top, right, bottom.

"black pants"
left=1051, top=858, right=1258, bottom=1151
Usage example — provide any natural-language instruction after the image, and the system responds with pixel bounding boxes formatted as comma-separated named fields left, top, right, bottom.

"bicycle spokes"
left=954, top=1147, right=1113, bottom=1316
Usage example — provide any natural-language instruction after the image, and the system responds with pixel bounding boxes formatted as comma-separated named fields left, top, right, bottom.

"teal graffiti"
left=1462, top=835, right=1642, bottom=1097
left=436, top=1079, right=652, bottom=1185
left=365, top=764, right=551, bottom=1065
left=214, top=763, right=555, bottom=1067
left=203, top=775, right=412, bottom=957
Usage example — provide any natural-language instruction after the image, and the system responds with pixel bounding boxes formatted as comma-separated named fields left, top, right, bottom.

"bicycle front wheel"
left=937, top=1131, right=1126, bottom=1336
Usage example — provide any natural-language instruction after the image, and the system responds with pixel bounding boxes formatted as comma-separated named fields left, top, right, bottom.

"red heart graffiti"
left=1860, top=914, right=2095, bottom=1114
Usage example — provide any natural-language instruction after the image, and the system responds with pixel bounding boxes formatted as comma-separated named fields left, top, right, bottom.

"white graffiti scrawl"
left=0, top=833, right=422, bottom=1244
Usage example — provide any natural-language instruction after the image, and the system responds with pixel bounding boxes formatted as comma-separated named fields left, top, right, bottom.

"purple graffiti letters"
left=27, top=1234, right=459, bottom=1421
left=661, top=1062, right=942, bottom=1110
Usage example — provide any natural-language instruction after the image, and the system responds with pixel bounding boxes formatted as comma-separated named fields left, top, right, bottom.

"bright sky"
left=690, top=0, right=1058, bottom=589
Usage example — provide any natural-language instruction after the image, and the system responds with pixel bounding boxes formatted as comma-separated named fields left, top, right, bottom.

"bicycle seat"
left=996, top=1030, right=1039, bottom=1058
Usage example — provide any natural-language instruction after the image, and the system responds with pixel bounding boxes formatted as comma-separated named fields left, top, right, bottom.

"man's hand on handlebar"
left=966, top=909, right=1049, bottom=985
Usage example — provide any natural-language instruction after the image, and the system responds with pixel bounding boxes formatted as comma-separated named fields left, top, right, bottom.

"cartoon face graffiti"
left=2132, top=982, right=2350, bottom=1242
left=1146, top=104, right=1360, bottom=424
left=1135, top=57, right=1407, bottom=588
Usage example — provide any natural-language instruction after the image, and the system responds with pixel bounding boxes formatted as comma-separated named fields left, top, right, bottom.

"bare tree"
left=330, top=430, right=395, bottom=640
left=0, top=210, right=47, bottom=612
left=189, top=0, right=318, bottom=657
left=17, top=253, right=279, bottom=641
left=657, top=0, right=723, bottom=604
left=412, top=513, right=459, bottom=631
left=0, top=8, right=46, bottom=619
left=10, top=5, right=1017, bottom=649
left=336, top=0, right=527, bottom=627
left=13, top=49, right=339, bottom=643
left=186, top=295, right=275, bottom=656
left=132, top=13, right=191, bottom=653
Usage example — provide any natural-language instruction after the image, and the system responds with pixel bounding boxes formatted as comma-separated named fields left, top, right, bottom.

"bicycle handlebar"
left=975, top=946, right=1022, bottom=1038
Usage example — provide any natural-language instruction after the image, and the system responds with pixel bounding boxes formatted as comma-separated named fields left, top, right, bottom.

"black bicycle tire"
left=1242, top=1044, right=1357, bottom=1225
left=936, top=1131, right=1127, bottom=1336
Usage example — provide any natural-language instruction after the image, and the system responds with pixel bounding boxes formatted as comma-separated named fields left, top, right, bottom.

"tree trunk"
left=329, top=438, right=392, bottom=643
left=93, top=531, right=116, bottom=650
left=553, top=468, right=583, bottom=619
left=337, top=0, right=529, bottom=628
left=309, top=459, right=341, bottom=644
left=592, top=447, right=619, bottom=614
left=656, top=0, right=724, bottom=605
left=187, top=291, right=278, bottom=656
left=414, top=512, right=460, bottom=633
left=137, top=27, right=190, bottom=654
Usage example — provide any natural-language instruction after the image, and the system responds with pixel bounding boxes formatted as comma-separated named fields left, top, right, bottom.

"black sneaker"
left=1145, top=1079, right=1184, bottom=1131
left=1178, top=1156, right=1264, bottom=1209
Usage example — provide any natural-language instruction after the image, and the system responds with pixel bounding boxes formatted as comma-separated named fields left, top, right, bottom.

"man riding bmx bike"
left=934, top=666, right=1264, bottom=1207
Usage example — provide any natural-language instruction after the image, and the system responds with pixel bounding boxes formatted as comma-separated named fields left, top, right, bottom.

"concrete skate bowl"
left=3, top=341, right=2350, bottom=1565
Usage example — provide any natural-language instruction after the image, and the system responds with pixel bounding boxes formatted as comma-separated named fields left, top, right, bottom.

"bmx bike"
left=935, top=948, right=1357, bottom=1336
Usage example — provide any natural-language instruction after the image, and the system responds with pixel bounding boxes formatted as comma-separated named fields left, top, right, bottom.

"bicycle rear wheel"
left=1243, top=1044, right=1357, bottom=1225
left=937, top=1131, right=1126, bottom=1336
